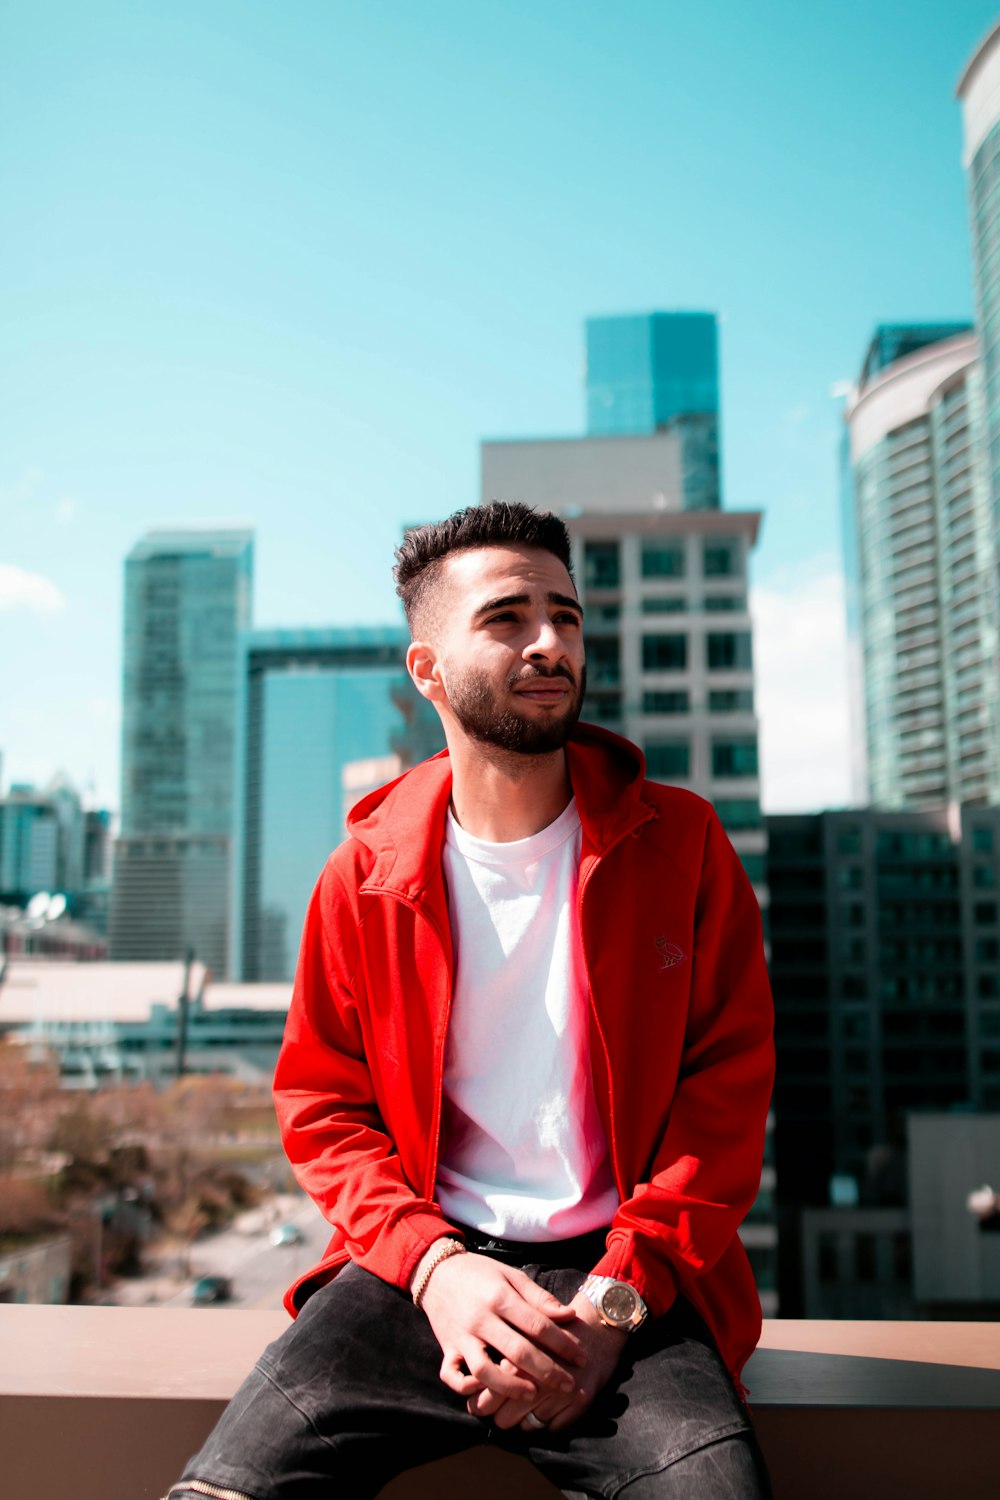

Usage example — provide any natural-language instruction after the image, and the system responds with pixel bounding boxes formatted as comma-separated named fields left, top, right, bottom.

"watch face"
left=600, top=1283, right=639, bottom=1324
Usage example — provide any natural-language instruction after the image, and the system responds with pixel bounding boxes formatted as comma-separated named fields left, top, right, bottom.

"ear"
left=406, top=639, right=445, bottom=703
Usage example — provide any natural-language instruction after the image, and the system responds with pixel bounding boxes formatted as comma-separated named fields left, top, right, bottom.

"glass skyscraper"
left=585, top=312, right=721, bottom=509
left=110, top=527, right=254, bottom=974
left=844, top=326, right=1000, bottom=808
left=959, top=22, right=1000, bottom=527
left=232, top=627, right=442, bottom=981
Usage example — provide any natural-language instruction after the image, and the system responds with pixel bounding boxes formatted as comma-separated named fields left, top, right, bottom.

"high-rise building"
left=483, top=337, right=764, bottom=885
left=586, top=312, right=721, bottom=509
left=231, top=628, right=442, bottom=982
left=0, top=787, right=59, bottom=898
left=959, top=22, right=1000, bottom=525
left=843, top=325, right=1000, bottom=808
left=110, top=527, right=254, bottom=975
left=767, top=804, right=1000, bottom=1211
left=0, top=777, right=85, bottom=902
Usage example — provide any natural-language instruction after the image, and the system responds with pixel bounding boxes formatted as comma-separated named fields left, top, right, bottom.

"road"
left=100, top=1192, right=333, bottom=1311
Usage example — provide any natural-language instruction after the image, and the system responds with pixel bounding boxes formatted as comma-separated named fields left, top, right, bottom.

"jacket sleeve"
left=272, top=860, right=456, bottom=1292
left=591, top=809, right=775, bottom=1318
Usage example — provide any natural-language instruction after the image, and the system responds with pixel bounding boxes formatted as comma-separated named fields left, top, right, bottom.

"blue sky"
left=2, top=0, right=998, bottom=810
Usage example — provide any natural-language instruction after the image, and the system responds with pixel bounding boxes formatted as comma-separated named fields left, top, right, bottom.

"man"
left=168, top=501, right=774, bottom=1499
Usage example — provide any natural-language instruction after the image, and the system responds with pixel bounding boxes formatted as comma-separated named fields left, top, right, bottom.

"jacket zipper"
left=163, top=1482, right=260, bottom=1500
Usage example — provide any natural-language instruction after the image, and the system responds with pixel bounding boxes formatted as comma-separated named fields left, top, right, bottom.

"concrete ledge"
left=1, top=1307, right=999, bottom=1499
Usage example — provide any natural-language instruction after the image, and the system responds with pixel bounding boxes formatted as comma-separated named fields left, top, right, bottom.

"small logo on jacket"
left=655, top=936, right=686, bottom=971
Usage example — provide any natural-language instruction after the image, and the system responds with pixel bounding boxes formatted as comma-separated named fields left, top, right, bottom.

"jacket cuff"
left=384, top=1210, right=465, bottom=1293
left=589, top=1233, right=680, bottom=1321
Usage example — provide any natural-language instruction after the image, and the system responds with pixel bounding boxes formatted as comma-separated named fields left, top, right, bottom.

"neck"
left=448, top=739, right=572, bottom=842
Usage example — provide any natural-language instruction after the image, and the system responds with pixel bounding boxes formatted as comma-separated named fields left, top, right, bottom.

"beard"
left=445, top=661, right=586, bottom=756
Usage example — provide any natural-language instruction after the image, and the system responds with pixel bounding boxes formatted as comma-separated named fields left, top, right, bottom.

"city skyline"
left=2, top=2, right=998, bottom=812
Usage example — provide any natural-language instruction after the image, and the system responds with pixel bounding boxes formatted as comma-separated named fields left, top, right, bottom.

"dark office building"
left=768, top=805, right=1000, bottom=1212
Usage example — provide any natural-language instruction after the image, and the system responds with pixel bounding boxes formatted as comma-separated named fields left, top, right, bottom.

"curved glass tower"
left=959, top=22, right=1000, bottom=526
left=845, top=329, right=999, bottom=808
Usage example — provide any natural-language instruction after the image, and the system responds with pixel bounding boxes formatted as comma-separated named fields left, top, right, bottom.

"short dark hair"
left=394, top=499, right=574, bottom=631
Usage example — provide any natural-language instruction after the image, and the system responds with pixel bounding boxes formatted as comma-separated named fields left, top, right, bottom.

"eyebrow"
left=473, top=592, right=584, bottom=620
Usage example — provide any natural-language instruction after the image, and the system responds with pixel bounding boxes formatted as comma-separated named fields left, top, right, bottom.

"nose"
left=524, top=615, right=563, bottom=663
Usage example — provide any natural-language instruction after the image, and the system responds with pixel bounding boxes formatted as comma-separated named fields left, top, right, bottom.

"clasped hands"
left=417, top=1248, right=628, bottom=1434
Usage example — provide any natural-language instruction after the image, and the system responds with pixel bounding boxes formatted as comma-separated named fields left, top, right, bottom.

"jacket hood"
left=346, top=722, right=651, bottom=899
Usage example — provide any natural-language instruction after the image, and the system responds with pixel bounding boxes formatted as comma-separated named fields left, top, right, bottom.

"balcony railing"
left=1, top=1306, right=998, bottom=1499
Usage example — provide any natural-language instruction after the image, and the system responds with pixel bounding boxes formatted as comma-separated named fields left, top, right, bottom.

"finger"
left=466, top=1359, right=520, bottom=1417
left=492, top=1395, right=540, bottom=1431
left=467, top=1387, right=504, bottom=1418
left=462, top=1340, right=540, bottom=1401
left=480, top=1315, right=578, bottom=1393
left=497, top=1283, right=587, bottom=1367
left=438, top=1351, right=486, bottom=1398
left=505, top=1267, right=579, bottom=1320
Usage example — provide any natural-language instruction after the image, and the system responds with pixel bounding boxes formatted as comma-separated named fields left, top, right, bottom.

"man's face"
left=421, top=545, right=586, bottom=756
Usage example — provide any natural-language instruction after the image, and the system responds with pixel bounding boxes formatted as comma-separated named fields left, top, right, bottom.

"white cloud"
left=751, top=567, right=855, bottom=813
left=55, top=496, right=77, bottom=524
left=0, top=564, right=66, bottom=615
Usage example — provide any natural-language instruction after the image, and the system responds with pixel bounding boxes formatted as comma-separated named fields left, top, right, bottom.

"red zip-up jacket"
left=273, top=723, right=774, bottom=1388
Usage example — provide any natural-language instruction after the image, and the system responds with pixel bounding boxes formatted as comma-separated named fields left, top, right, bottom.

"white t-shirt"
left=435, top=797, right=619, bottom=1240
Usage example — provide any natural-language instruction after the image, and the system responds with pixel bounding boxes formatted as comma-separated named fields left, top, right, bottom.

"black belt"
left=455, top=1222, right=611, bottom=1269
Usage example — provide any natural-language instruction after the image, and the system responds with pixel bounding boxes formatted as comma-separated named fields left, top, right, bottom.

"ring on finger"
left=524, top=1410, right=547, bottom=1430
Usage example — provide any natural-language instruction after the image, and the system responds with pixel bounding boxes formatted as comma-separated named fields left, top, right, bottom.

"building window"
left=973, top=826, right=994, bottom=853
left=740, top=852, right=765, bottom=883
left=818, top=1233, right=838, bottom=1284
left=711, top=738, right=758, bottom=778
left=586, top=636, right=621, bottom=685
left=588, top=694, right=622, bottom=722
left=703, top=595, right=746, bottom=612
left=645, top=741, right=691, bottom=779
left=706, top=631, right=752, bottom=671
left=855, top=1234, right=877, bottom=1283
left=643, top=690, right=689, bottom=714
left=642, top=596, right=687, bottom=614
left=584, top=541, right=620, bottom=590
left=975, top=902, right=998, bottom=924
left=708, top=688, right=754, bottom=713
left=713, top=798, right=761, bottom=830
left=892, top=1232, right=912, bottom=1283
left=837, top=826, right=862, bottom=855
left=641, top=543, right=686, bottom=578
left=703, top=539, right=741, bottom=577
left=643, top=633, right=688, bottom=672
left=973, top=864, right=996, bottom=889
left=745, top=1243, right=777, bottom=1291
left=976, top=938, right=999, bottom=963
left=838, top=864, right=863, bottom=890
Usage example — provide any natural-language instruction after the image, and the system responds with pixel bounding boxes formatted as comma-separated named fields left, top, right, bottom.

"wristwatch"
left=580, top=1275, right=648, bottom=1333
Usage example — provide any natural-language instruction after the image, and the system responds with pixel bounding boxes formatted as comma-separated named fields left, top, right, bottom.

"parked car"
left=191, top=1274, right=233, bottom=1305
left=269, top=1222, right=304, bottom=1247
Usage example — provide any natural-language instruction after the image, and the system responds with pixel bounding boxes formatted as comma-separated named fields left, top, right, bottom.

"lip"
left=512, top=681, right=571, bottom=700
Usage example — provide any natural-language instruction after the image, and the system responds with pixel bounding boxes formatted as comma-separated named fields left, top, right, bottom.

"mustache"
left=507, top=663, right=577, bottom=688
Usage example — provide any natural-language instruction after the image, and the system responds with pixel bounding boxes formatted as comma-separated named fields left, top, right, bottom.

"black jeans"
left=168, top=1237, right=771, bottom=1500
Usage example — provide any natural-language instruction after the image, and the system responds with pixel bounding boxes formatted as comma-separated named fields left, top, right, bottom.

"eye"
left=484, top=611, right=519, bottom=625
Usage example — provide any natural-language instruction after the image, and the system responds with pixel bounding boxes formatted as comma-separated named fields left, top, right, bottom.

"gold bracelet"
left=411, top=1238, right=466, bottom=1308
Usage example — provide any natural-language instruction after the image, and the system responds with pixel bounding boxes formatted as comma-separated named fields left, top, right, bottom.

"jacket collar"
left=348, top=722, right=653, bottom=901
